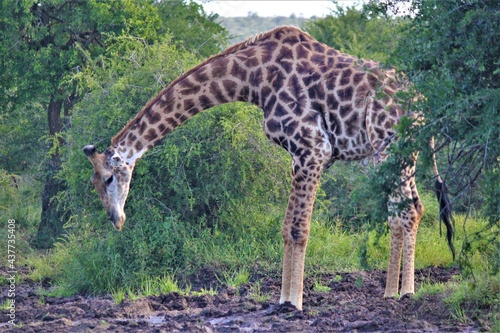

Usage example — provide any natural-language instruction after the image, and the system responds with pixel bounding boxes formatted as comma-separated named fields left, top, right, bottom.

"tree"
left=303, top=5, right=401, bottom=63
left=156, top=0, right=229, bottom=58
left=0, top=0, right=230, bottom=248
left=0, top=0, right=160, bottom=247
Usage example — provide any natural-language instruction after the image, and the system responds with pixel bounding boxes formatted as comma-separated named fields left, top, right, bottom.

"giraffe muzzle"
left=108, top=209, right=125, bottom=231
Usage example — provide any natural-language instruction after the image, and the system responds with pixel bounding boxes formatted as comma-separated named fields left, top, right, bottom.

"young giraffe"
left=83, top=26, right=446, bottom=310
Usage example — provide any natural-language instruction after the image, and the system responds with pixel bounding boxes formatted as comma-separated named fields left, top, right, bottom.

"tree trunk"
left=34, top=96, right=67, bottom=249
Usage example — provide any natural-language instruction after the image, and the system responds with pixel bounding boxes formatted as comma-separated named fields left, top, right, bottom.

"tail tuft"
left=435, top=179, right=456, bottom=261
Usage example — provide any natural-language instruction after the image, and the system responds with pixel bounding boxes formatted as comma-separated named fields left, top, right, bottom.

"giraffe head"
left=83, top=145, right=134, bottom=231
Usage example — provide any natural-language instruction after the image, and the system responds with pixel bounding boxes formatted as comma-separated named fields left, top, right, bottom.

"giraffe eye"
left=105, top=175, right=114, bottom=186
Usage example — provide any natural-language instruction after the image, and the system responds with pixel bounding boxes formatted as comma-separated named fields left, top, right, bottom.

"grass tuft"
left=111, top=288, right=127, bottom=305
left=313, top=280, right=331, bottom=293
left=191, top=287, right=217, bottom=297
left=158, top=274, right=181, bottom=294
left=218, top=268, right=250, bottom=289
left=413, top=281, right=450, bottom=300
left=249, top=280, right=270, bottom=303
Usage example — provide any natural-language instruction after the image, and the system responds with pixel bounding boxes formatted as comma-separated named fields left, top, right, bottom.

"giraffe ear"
left=83, top=145, right=97, bottom=157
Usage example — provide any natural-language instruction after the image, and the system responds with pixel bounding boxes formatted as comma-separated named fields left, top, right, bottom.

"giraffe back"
left=220, top=26, right=407, bottom=163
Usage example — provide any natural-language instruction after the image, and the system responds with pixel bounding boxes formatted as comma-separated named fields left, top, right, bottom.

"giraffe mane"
left=111, top=26, right=306, bottom=146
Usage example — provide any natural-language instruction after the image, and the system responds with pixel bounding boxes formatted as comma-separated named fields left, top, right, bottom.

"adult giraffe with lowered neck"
left=83, top=26, right=453, bottom=310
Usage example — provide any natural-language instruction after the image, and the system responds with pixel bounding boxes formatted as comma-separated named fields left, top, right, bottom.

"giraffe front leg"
left=279, top=239, right=308, bottom=310
left=289, top=238, right=308, bottom=309
left=279, top=178, right=298, bottom=304
left=280, top=164, right=320, bottom=310
left=280, top=230, right=293, bottom=303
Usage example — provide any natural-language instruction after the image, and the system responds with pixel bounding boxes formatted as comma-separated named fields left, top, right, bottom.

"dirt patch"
left=0, top=266, right=485, bottom=332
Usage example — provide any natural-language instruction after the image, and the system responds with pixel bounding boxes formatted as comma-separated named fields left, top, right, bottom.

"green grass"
left=157, top=274, right=181, bottom=294
left=413, top=281, right=450, bottom=300
left=444, top=270, right=500, bottom=328
left=0, top=299, right=12, bottom=310
left=137, top=274, right=182, bottom=297
left=191, top=287, right=217, bottom=297
left=249, top=280, right=270, bottom=302
left=362, top=214, right=491, bottom=271
left=0, top=174, right=40, bottom=264
left=307, top=221, right=362, bottom=272
left=28, top=209, right=490, bottom=295
left=111, top=288, right=127, bottom=305
left=217, top=268, right=250, bottom=289
left=181, top=212, right=284, bottom=275
left=313, top=279, right=331, bottom=293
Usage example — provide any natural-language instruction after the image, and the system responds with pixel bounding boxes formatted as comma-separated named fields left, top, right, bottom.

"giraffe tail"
left=430, top=137, right=456, bottom=261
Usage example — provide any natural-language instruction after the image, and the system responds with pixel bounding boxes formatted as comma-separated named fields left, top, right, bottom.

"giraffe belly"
left=330, top=131, right=373, bottom=161
left=263, top=110, right=333, bottom=164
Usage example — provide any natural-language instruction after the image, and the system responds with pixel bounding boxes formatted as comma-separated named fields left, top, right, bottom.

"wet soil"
left=0, top=266, right=485, bottom=332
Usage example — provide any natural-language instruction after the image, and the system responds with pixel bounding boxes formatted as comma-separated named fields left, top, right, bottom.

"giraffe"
left=83, top=26, right=451, bottom=310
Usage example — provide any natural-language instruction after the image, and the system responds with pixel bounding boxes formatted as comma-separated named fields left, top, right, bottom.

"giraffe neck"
left=111, top=51, right=261, bottom=164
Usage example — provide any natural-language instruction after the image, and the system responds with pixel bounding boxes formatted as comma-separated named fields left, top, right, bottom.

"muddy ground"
left=0, top=265, right=486, bottom=332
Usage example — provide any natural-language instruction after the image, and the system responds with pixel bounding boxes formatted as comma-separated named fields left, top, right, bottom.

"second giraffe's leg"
left=400, top=177, right=423, bottom=296
left=384, top=169, right=423, bottom=298
left=384, top=214, right=403, bottom=297
left=280, top=163, right=321, bottom=310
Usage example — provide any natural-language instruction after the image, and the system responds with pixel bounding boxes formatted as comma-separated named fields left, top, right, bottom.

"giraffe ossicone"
left=83, top=26, right=450, bottom=310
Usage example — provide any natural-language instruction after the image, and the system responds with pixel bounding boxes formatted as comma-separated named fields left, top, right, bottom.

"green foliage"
left=249, top=281, right=270, bottom=303
left=111, top=288, right=127, bottom=305
left=0, top=0, right=173, bottom=248
left=191, top=287, right=217, bottom=297
left=303, top=5, right=402, bottom=62
left=0, top=102, right=46, bottom=172
left=0, top=170, right=18, bottom=211
left=156, top=0, right=230, bottom=57
left=32, top=214, right=455, bottom=295
left=314, top=162, right=371, bottom=230
left=306, top=221, right=361, bottom=271
left=413, top=281, right=449, bottom=300
left=143, top=104, right=290, bottom=231
left=218, top=14, right=308, bottom=44
left=0, top=171, right=39, bottom=260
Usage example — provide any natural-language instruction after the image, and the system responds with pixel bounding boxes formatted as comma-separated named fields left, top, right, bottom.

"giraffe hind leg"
left=384, top=169, right=423, bottom=298
left=385, top=214, right=403, bottom=297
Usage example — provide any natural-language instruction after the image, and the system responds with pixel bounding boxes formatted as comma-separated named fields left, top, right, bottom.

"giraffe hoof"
left=265, top=302, right=299, bottom=315
left=399, top=292, right=413, bottom=301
